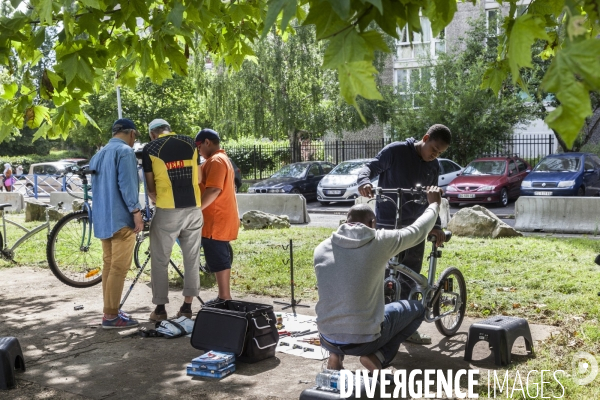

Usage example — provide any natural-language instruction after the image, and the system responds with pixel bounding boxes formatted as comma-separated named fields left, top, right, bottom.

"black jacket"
left=357, top=138, right=441, bottom=229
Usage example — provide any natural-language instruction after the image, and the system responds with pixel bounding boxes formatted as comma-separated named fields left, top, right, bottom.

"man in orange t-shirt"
left=195, top=129, right=239, bottom=303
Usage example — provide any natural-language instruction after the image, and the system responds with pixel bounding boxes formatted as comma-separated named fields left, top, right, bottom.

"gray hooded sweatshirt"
left=314, top=203, right=439, bottom=343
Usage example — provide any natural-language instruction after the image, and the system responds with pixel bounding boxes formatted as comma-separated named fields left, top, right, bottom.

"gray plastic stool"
left=464, top=316, right=534, bottom=366
left=0, top=337, right=26, bottom=389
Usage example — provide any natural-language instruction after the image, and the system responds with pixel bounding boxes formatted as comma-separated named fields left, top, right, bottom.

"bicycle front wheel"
left=433, top=267, right=467, bottom=336
left=47, top=210, right=103, bottom=288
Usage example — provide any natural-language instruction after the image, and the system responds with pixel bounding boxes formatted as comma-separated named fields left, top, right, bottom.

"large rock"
left=447, top=205, right=522, bottom=238
left=241, top=210, right=291, bottom=230
left=24, top=199, right=47, bottom=222
left=47, top=209, right=68, bottom=222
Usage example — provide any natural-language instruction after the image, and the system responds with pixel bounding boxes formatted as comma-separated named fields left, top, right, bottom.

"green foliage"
left=481, top=0, right=600, bottom=149
left=0, top=0, right=598, bottom=151
left=389, top=17, right=535, bottom=166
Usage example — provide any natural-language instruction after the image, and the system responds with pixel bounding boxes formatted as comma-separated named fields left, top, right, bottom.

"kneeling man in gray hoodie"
left=314, top=186, right=442, bottom=372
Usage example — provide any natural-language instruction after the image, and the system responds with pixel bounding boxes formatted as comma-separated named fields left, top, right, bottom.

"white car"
left=316, top=158, right=463, bottom=205
left=317, top=159, right=372, bottom=205
left=437, top=158, right=464, bottom=193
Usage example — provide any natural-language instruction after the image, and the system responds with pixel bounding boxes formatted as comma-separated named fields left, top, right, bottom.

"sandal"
left=405, top=331, right=432, bottom=345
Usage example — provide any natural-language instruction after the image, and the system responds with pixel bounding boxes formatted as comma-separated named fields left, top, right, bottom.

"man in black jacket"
left=357, top=124, right=451, bottom=344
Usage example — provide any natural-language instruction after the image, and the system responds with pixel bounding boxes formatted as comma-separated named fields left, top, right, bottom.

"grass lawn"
left=2, top=213, right=599, bottom=398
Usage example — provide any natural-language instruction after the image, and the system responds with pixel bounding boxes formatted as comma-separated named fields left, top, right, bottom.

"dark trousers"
left=378, top=223, right=426, bottom=301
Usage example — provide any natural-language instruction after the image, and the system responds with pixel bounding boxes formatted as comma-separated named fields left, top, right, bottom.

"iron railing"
left=225, top=135, right=555, bottom=181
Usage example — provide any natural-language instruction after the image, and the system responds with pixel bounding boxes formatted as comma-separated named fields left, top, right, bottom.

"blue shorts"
left=202, top=237, right=232, bottom=273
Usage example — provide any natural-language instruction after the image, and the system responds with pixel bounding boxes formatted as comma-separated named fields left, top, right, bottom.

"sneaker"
left=102, top=314, right=139, bottom=330
left=176, top=310, right=193, bottom=318
left=203, top=297, right=226, bottom=307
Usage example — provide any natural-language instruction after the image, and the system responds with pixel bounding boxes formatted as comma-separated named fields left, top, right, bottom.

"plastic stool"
left=0, top=337, right=26, bottom=390
left=464, top=316, right=534, bottom=366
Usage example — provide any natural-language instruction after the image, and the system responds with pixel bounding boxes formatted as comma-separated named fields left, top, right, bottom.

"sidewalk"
left=0, top=267, right=554, bottom=399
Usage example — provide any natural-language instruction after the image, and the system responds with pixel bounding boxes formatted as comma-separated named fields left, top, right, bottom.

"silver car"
left=317, top=159, right=372, bottom=205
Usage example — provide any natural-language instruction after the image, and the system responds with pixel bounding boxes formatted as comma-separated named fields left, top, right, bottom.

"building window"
left=397, top=17, right=445, bottom=61
left=395, top=68, right=431, bottom=107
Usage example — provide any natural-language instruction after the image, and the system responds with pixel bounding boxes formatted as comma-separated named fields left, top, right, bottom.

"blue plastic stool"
left=0, top=337, right=26, bottom=389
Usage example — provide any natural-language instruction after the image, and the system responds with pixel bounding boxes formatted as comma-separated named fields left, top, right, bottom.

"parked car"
left=13, top=161, right=84, bottom=195
left=317, top=158, right=371, bottom=205
left=247, top=161, right=335, bottom=200
left=520, top=153, right=600, bottom=197
left=437, top=158, right=464, bottom=193
left=59, top=158, right=88, bottom=167
left=445, top=156, right=531, bottom=207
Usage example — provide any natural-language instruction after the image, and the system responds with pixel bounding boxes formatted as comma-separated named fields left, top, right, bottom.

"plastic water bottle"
left=316, top=369, right=343, bottom=391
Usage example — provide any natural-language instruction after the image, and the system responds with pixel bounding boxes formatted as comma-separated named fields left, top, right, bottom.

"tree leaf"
left=303, top=0, right=348, bottom=40
left=35, top=0, right=54, bottom=25
left=542, top=48, right=593, bottom=149
left=360, top=30, right=390, bottom=53
left=508, top=15, right=549, bottom=82
left=481, top=62, right=508, bottom=94
left=363, top=0, right=383, bottom=15
left=168, top=2, right=186, bottom=29
left=32, top=122, right=51, bottom=141
left=1, top=83, right=18, bottom=100
left=325, top=0, right=351, bottom=19
left=338, top=61, right=382, bottom=120
left=263, top=0, right=296, bottom=37
left=25, top=105, right=50, bottom=129
left=80, top=0, right=101, bottom=9
left=322, top=29, right=371, bottom=69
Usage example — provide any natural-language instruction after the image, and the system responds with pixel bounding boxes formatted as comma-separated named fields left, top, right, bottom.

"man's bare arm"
left=201, top=187, right=222, bottom=210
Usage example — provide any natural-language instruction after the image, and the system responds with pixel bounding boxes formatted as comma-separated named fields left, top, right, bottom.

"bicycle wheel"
left=433, top=267, right=467, bottom=336
left=46, top=210, right=103, bottom=288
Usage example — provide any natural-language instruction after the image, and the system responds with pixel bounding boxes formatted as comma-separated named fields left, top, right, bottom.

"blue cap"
left=195, top=129, right=220, bottom=143
left=112, top=118, right=137, bottom=134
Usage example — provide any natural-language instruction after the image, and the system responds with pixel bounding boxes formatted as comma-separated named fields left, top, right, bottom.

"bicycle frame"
left=0, top=210, right=50, bottom=257
left=373, top=186, right=462, bottom=323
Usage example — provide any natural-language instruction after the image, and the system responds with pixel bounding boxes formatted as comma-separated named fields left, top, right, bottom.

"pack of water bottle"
left=316, top=369, right=354, bottom=392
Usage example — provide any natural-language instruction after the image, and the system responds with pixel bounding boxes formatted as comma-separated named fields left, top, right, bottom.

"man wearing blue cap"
left=89, top=118, right=144, bottom=329
left=143, top=118, right=203, bottom=321
left=195, top=129, right=239, bottom=304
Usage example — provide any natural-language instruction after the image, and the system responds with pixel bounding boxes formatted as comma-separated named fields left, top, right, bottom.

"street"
left=306, top=199, right=516, bottom=228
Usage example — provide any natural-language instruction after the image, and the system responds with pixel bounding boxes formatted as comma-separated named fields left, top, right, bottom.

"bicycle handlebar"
left=372, top=185, right=428, bottom=205
left=428, top=230, right=452, bottom=243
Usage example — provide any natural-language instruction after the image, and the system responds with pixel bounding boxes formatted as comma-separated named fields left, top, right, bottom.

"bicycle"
left=46, top=167, right=103, bottom=288
left=0, top=202, right=62, bottom=263
left=371, top=185, right=467, bottom=336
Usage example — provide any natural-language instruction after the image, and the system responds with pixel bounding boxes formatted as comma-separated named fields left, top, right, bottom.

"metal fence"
left=225, top=135, right=555, bottom=181
left=482, top=134, right=555, bottom=167
left=6, top=174, right=84, bottom=198
left=226, top=139, right=392, bottom=180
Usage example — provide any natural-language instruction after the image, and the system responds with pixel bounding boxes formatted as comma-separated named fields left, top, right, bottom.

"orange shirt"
left=200, top=150, right=239, bottom=241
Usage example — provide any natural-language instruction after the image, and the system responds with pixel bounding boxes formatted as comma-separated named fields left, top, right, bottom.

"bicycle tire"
left=433, top=267, right=467, bottom=336
left=46, top=210, right=103, bottom=288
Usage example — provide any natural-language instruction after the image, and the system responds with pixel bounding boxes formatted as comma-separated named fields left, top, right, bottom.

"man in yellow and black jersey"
left=142, top=118, right=203, bottom=321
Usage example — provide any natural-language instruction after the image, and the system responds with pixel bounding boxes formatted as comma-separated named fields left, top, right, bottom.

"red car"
left=445, top=156, right=531, bottom=207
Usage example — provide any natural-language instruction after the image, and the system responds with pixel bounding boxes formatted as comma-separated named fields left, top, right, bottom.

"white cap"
left=148, top=118, right=170, bottom=133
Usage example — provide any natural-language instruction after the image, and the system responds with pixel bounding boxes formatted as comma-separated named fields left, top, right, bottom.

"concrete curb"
left=308, top=208, right=516, bottom=219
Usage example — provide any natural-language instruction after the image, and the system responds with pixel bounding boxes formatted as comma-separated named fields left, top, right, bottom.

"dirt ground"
left=0, top=266, right=553, bottom=399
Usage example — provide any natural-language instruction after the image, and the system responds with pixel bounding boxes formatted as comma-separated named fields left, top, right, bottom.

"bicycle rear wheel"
left=47, top=210, right=103, bottom=288
left=433, top=267, right=467, bottom=336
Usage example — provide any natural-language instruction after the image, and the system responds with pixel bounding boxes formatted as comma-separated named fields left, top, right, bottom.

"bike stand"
left=273, top=239, right=309, bottom=316
left=120, top=259, right=204, bottom=311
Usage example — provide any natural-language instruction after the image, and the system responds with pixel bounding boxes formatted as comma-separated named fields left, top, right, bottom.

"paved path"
left=0, top=267, right=553, bottom=399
